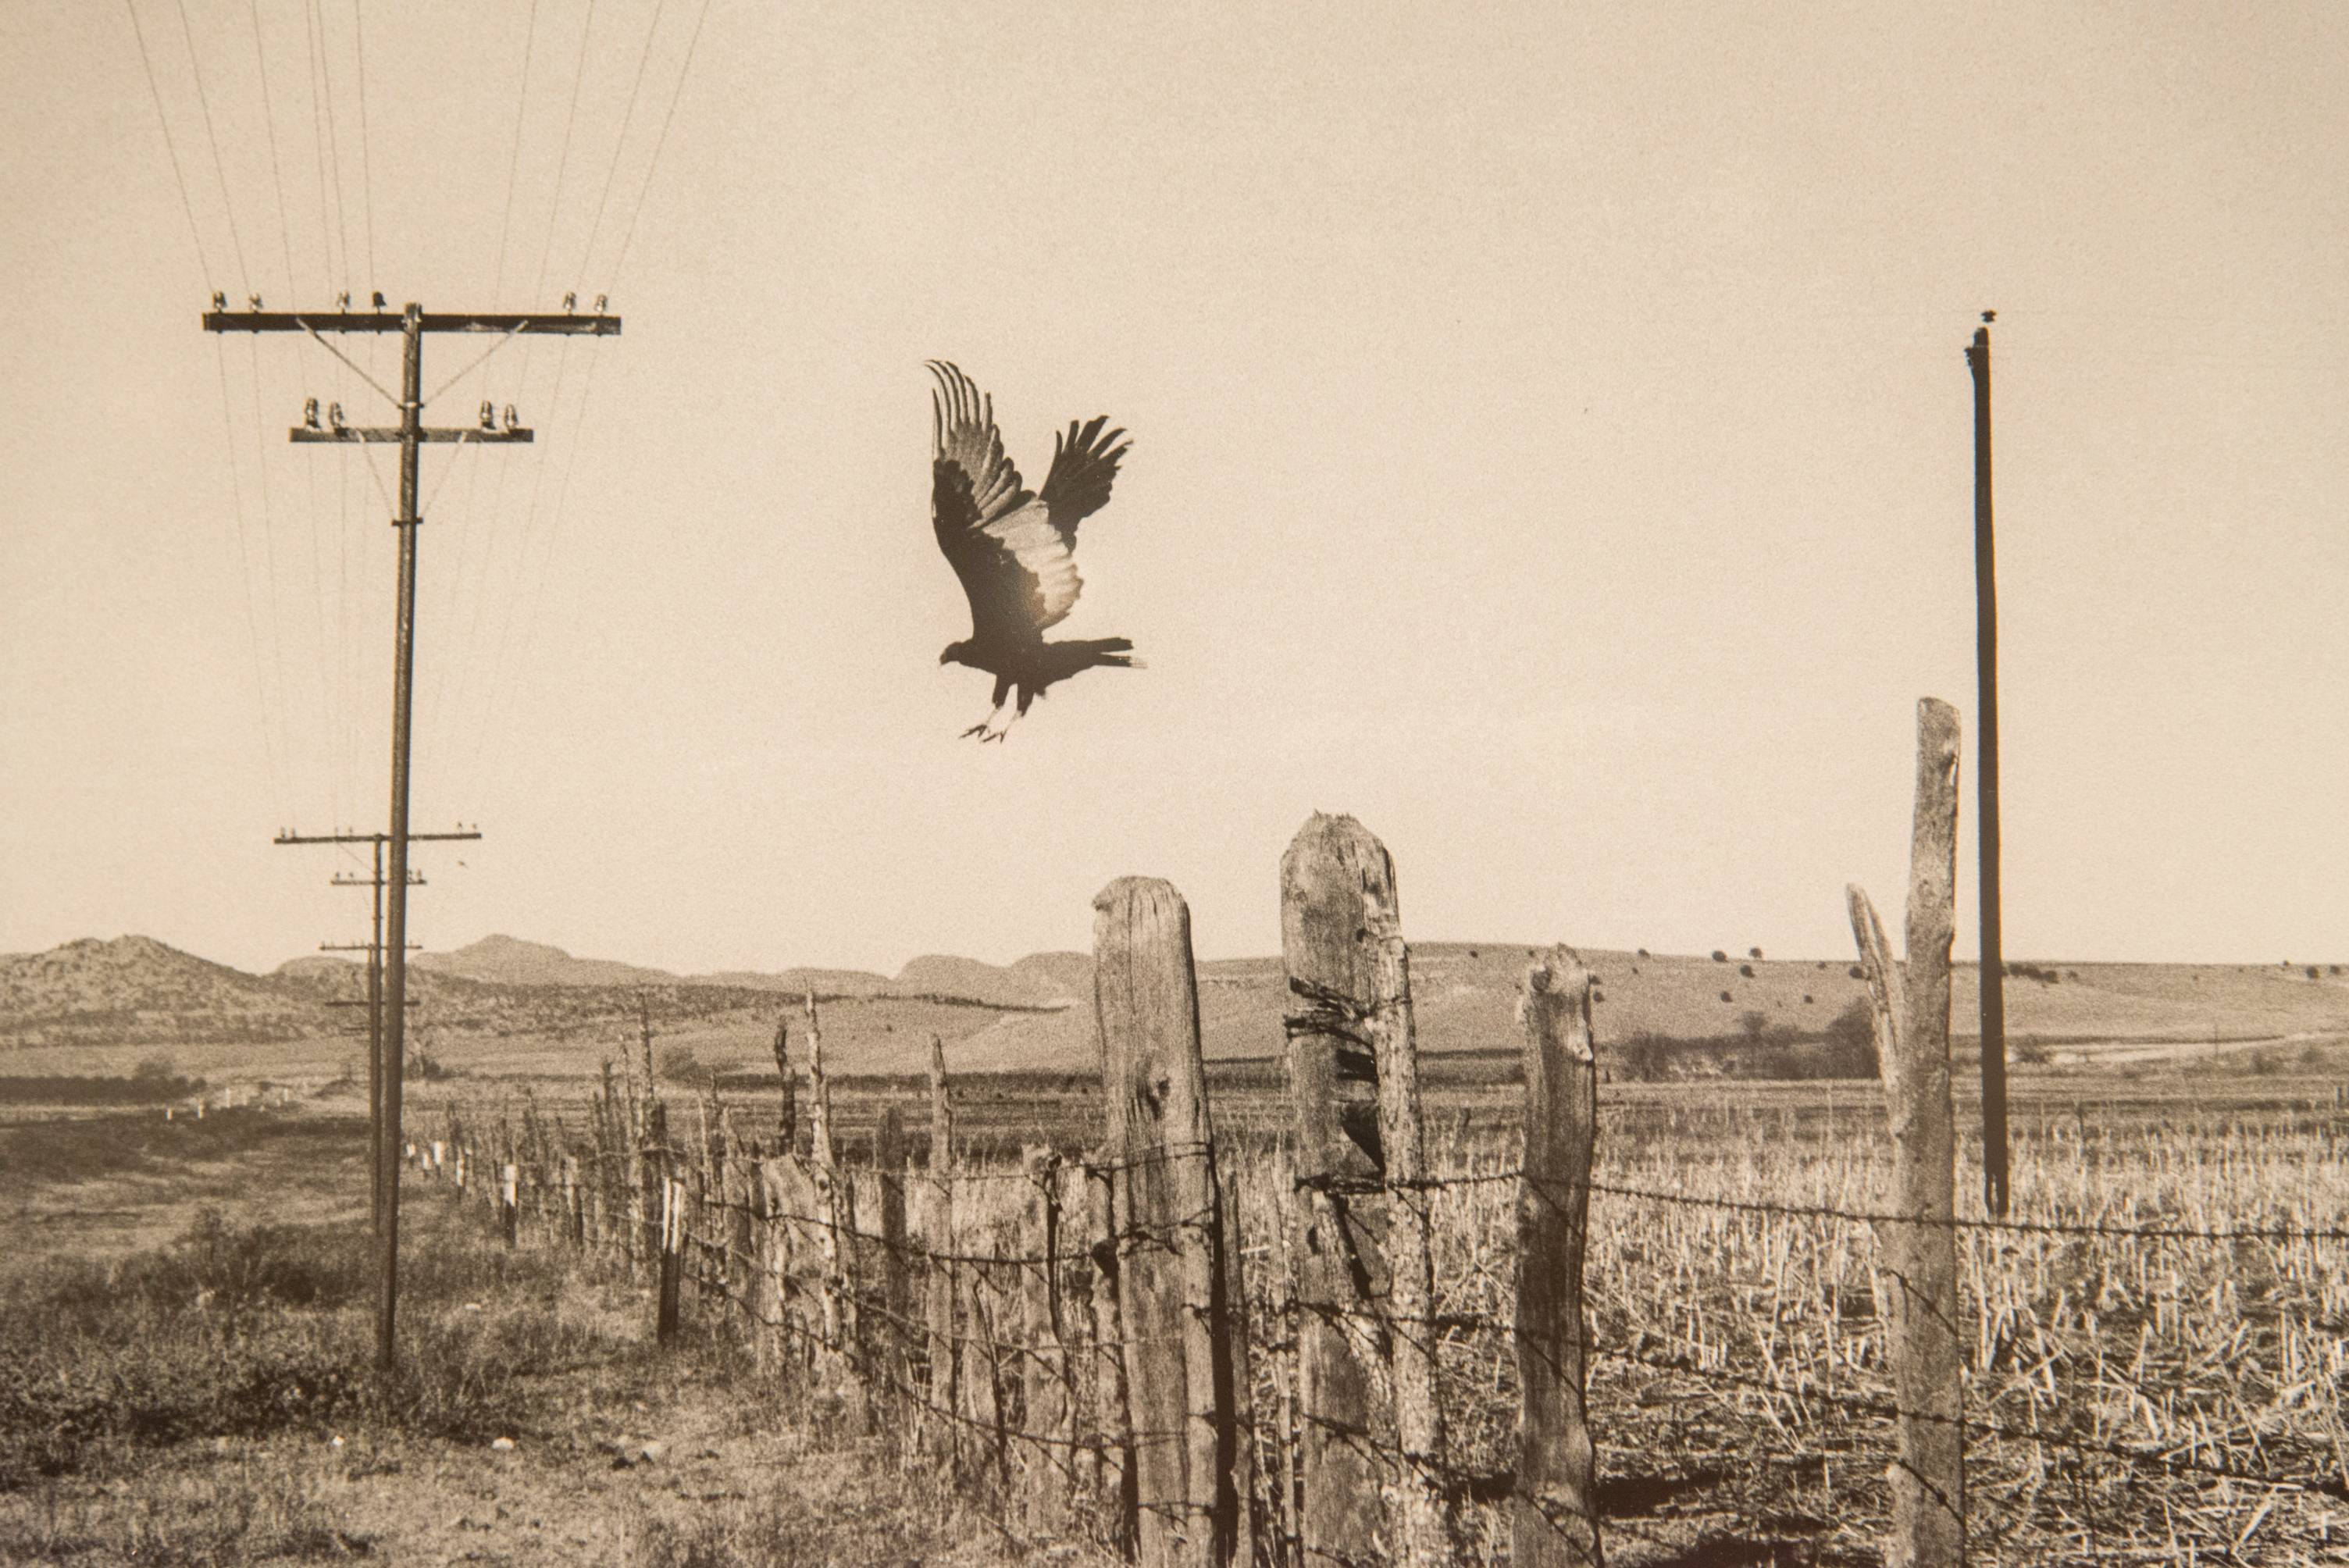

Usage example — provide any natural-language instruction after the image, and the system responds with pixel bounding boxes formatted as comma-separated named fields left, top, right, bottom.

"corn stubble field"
left=413, top=1060, right=2349, bottom=1568
left=5, top=1064, right=2349, bottom=1565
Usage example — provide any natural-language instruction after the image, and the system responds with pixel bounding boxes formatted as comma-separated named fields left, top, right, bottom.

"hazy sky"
left=4, top=2, right=2345, bottom=977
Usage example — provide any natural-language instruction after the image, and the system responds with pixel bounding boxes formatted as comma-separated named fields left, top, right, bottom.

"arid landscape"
left=4, top=931, right=2347, bottom=1564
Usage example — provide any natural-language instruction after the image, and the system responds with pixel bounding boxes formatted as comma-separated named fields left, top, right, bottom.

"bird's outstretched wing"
left=1037, top=415, right=1130, bottom=544
left=929, top=361, right=1083, bottom=639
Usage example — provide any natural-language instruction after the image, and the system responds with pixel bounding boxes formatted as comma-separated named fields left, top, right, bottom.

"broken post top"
left=1281, top=813, right=1410, bottom=1181
left=1520, top=944, right=1594, bottom=1064
left=1279, top=813, right=1406, bottom=993
left=1092, top=877, right=1210, bottom=1157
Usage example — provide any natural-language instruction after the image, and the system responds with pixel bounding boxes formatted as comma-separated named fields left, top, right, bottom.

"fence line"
left=403, top=783, right=2349, bottom=1566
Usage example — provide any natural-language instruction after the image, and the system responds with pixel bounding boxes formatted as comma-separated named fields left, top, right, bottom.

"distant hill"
left=0, top=935, right=326, bottom=1047
left=413, top=935, right=675, bottom=990
left=11, top=932, right=2348, bottom=1073
left=412, top=935, right=895, bottom=1000
left=893, top=953, right=1087, bottom=1010
left=696, top=968, right=892, bottom=999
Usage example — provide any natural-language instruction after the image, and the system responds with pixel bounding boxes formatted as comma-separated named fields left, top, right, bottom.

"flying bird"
left=928, top=361, right=1137, bottom=741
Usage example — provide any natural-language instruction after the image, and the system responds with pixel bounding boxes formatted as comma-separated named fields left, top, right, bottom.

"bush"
left=1739, top=1009, right=1769, bottom=1039
left=1738, top=964, right=1755, bottom=978
left=1819, top=999, right=1880, bottom=1078
left=1711, top=950, right=1728, bottom=963
left=1748, top=946, right=1763, bottom=960
left=1613, top=1032, right=1673, bottom=1083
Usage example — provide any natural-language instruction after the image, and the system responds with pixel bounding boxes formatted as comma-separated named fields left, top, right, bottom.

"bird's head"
left=939, top=639, right=976, bottom=668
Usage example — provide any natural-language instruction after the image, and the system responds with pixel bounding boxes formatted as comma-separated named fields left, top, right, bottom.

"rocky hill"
left=0, top=936, right=326, bottom=1047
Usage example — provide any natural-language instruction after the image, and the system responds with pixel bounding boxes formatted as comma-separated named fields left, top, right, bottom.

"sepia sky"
left=3, top=2, right=2345, bottom=978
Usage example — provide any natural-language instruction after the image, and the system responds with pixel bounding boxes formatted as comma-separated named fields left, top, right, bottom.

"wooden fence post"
left=1848, top=697, right=1965, bottom=1568
left=1022, top=1146, right=1071, bottom=1534
left=562, top=1153, right=584, bottom=1248
left=954, top=1176, right=1007, bottom=1484
left=875, top=1104, right=913, bottom=1438
left=1514, top=949, right=1602, bottom=1567
left=1280, top=814, right=1396, bottom=1565
left=500, top=1160, right=520, bottom=1249
left=1087, top=1149, right=1132, bottom=1552
left=925, top=1038, right=959, bottom=1459
left=1095, top=875, right=1239, bottom=1568
left=773, top=1012, right=797, bottom=1152
left=1217, top=1167, right=1264, bottom=1567
left=652, top=1100, right=683, bottom=1345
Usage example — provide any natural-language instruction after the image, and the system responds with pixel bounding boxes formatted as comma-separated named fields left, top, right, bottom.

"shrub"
left=1739, top=1010, right=1769, bottom=1039
left=1738, top=964, right=1755, bottom=978
left=1719, top=990, right=1734, bottom=1003
left=659, top=1046, right=710, bottom=1087
left=1820, top=999, right=1880, bottom=1078
left=1711, top=950, right=1727, bottom=963
left=1748, top=946, right=1763, bottom=960
left=1613, top=1032, right=1673, bottom=1083
left=1636, top=948, right=1650, bottom=959
left=2306, top=966, right=2321, bottom=981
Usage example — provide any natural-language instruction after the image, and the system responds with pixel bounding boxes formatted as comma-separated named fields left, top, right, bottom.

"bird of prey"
left=928, top=361, right=1138, bottom=741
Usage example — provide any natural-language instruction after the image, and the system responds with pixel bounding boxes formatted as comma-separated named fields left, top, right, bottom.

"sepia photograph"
left=3, top=2, right=2347, bottom=1563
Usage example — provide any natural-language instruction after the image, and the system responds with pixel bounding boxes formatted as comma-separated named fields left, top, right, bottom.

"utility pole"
left=281, top=826, right=474, bottom=1235
left=216, top=295, right=622, bottom=1372
left=1966, top=310, right=2010, bottom=1220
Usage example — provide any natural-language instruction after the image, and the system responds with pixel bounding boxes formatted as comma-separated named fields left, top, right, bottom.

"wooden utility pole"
left=213, top=297, right=622, bottom=1374
left=1966, top=311, right=2009, bottom=1219
left=283, top=826, right=473, bottom=1234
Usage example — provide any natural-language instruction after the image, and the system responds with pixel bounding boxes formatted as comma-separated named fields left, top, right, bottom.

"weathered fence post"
left=500, top=1160, right=520, bottom=1249
left=1095, top=875, right=1240, bottom=1568
left=804, top=1003, right=865, bottom=1431
left=1515, top=949, right=1602, bottom=1567
left=954, top=1175, right=1007, bottom=1484
left=1217, top=1167, right=1264, bottom=1567
left=652, top=1099, right=683, bottom=1345
left=1280, top=814, right=1396, bottom=1564
left=562, top=1153, right=584, bottom=1247
left=925, top=1037, right=959, bottom=1459
left=773, top=1011, right=798, bottom=1152
left=1087, top=1148, right=1133, bottom=1553
left=1848, top=697, right=1965, bottom=1568
left=1022, top=1145, right=1071, bottom=1534
left=876, top=1105, right=913, bottom=1438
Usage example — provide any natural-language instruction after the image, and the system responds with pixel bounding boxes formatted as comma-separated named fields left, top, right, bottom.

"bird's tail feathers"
left=1045, top=636, right=1142, bottom=675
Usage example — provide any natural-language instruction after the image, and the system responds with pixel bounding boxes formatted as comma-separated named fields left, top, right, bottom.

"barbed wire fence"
left=402, top=738, right=2349, bottom=1566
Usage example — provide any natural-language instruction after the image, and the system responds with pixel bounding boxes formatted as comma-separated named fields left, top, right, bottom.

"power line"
left=245, top=0, right=300, bottom=300
left=123, top=0, right=216, bottom=285
left=352, top=0, right=374, bottom=292
left=576, top=0, right=667, bottom=283
left=172, top=0, right=250, bottom=294
left=608, top=0, right=711, bottom=290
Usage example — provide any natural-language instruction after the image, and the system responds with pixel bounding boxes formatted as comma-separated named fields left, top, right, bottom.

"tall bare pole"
left=212, top=295, right=622, bottom=1371
left=380, top=303, right=424, bottom=1372
left=281, top=825, right=473, bottom=1235
left=1966, top=312, right=2009, bottom=1219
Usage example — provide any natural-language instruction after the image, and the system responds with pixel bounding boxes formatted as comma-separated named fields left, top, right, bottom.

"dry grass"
left=559, top=1082, right=2349, bottom=1566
